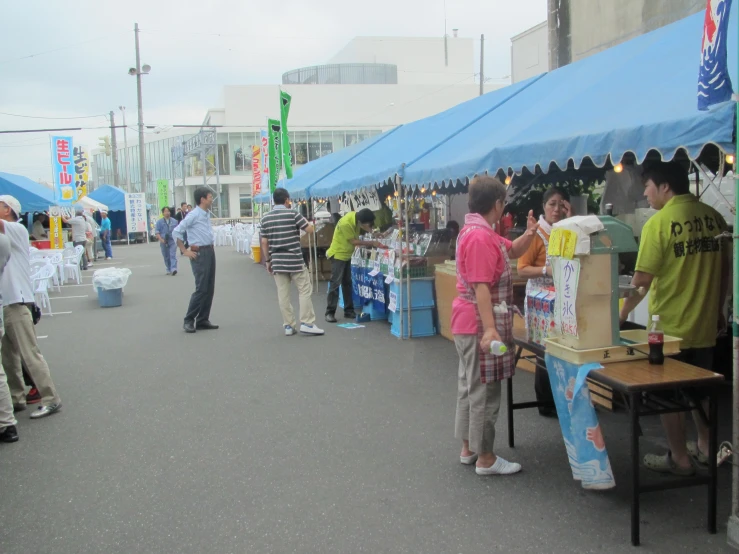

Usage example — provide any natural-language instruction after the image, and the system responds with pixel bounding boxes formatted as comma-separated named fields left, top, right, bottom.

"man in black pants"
left=172, top=187, right=218, bottom=333
left=324, top=208, right=386, bottom=323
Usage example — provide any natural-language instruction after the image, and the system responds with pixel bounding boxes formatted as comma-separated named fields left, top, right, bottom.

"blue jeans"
left=160, top=239, right=178, bottom=273
left=101, top=234, right=112, bottom=258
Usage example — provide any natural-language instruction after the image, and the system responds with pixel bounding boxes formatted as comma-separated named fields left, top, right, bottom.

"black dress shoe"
left=0, top=425, right=19, bottom=443
left=183, top=321, right=196, bottom=333
left=325, top=314, right=337, bottom=323
left=196, top=321, right=219, bottom=330
left=344, top=311, right=357, bottom=319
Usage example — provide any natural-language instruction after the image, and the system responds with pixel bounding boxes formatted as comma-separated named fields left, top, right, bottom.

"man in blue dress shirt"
left=172, top=187, right=219, bottom=333
left=155, top=207, right=179, bottom=276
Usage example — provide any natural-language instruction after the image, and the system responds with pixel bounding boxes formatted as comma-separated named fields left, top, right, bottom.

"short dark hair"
left=180, top=202, right=187, bottom=207
left=468, top=175, right=507, bottom=215
left=273, top=187, right=290, bottom=205
left=642, top=161, right=690, bottom=195
left=542, top=187, right=567, bottom=206
left=161, top=206, right=170, bottom=214
left=356, top=208, right=375, bottom=225
left=193, top=187, right=212, bottom=207
left=446, top=220, right=459, bottom=233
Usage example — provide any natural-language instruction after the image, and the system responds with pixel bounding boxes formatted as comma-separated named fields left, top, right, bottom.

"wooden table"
left=508, top=330, right=724, bottom=546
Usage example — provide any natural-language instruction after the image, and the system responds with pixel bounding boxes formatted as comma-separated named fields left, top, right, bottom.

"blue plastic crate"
left=362, top=299, right=388, bottom=321
left=390, top=307, right=437, bottom=338
left=389, top=278, right=435, bottom=309
left=98, top=288, right=122, bottom=308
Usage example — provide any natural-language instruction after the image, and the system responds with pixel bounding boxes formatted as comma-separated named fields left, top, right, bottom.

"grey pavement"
left=0, top=244, right=735, bottom=554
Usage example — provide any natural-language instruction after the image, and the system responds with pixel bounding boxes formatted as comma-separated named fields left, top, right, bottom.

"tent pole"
left=405, top=186, right=412, bottom=338
left=396, top=177, right=403, bottom=340
left=730, top=19, right=739, bottom=541
left=312, top=198, right=319, bottom=288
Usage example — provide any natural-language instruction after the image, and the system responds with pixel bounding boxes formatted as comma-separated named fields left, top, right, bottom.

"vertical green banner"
left=267, top=119, right=282, bottom=193
left=156, top=179, right=170, bottom=211
left=280, top=90, right=293, bottom=179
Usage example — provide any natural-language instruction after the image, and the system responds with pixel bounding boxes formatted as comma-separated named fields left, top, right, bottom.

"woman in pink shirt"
left=453, top=176, right=538, bottom=476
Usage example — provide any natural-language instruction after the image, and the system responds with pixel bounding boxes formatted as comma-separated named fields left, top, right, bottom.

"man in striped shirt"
left=260, top=188, right=324, bottom=336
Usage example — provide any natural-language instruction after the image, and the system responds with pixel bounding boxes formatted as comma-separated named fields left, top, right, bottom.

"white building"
left=93, top=35, right=500, bottom=218
left=511, top=22, right=549, bottom=83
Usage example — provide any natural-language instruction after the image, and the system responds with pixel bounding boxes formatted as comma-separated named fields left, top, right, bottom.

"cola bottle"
left=648, top=315, right=664, bottom=365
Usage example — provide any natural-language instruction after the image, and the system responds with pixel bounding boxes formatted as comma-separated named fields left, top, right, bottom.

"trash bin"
left=98, top=288, right=123, bottom=307
left=92, top=267, right=132, bottom=308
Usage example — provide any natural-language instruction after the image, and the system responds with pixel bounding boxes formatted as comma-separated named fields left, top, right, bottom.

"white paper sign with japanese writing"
left=125, top=193, right=148, bottom=233
left=388, top=291, right=397, bottom=313
left=349, top=188, right=381, bottom=212
left=552, top=257, right=581, bottom=337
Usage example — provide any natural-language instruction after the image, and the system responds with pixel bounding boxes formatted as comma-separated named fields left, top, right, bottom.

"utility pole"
left=134, top=23, right=146, bottom=196
left=120, top=106, right=131, bottom=194
left=479, top=34, right=485, bottom=96
left=109, top=111, right=120, bottom=188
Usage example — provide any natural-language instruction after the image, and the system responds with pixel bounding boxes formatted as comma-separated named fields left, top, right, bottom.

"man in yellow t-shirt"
left=325, top=209, right=386, bottom=323
left=620, top=161, right=729, bottom=476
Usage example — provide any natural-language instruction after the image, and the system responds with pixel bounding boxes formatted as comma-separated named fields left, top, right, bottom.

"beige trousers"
left=454, top=334, right=502, bottom=455
left=3, top=304, right=61, bottom=407
left=86, top=238, right=95, bottom=262
left=273, top=268, right=315, bottom=328
left=0, top=328, right=16, bottom=430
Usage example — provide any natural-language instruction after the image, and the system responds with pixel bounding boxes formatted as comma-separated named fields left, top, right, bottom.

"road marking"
left=59, top=284, right=93, bottom=287
left=50, top=295, right=89, bottom=299
left=36, top=335, right=48, bottom=339
left=49, top=311, right=73, bottom=315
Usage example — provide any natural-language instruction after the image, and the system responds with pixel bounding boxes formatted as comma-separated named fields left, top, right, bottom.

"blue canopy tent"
left=0, top=172, right=54, bottom=213
left=402, top=9, right=737, bottom=189
left=87, top=184, right=127, bottom=211
left=87, top=185, right=130, bottom=240
left=254, top=128, right=403, bottom=203
left=308, top=76, right=544, bottom=199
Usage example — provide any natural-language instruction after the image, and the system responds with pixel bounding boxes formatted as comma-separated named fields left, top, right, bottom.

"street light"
left=129, top=22, right=150, bottom=198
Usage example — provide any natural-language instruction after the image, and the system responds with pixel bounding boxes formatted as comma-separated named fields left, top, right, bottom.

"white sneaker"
left=475, top=457, right=522, bottom=476
left=300, top=323, right=325, bottom=336
left=284, top=325, right=296, bottom=336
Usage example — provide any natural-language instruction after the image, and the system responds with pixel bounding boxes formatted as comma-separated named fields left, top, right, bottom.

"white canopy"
left=75, top=196, right=108, bottom=213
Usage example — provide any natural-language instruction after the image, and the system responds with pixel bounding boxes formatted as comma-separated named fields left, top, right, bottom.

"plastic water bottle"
left=648, top=315, right=664, bottom=365
left=490, top=341, right=508, bottom=356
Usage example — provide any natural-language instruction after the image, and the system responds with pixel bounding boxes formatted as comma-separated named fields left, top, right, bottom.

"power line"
left=0, top=111, right=108, bottom=120
left=0, top=33, right=130, bottom=65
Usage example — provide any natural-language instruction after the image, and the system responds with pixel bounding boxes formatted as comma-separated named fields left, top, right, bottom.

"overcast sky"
left=0, top=0, right=547, bottom=183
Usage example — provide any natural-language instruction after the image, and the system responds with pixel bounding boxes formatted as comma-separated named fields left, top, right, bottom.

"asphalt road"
left=0, top=244, right=735, bottom=554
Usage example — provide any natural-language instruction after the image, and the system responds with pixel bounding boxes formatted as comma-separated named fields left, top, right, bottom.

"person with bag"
left=155, top=207, right=179, bottom=276
left=0, top=195, right=62, bottom=419
left=453, top=176, right=538, bottom=476
left=516, top=187, right=570, bottom=417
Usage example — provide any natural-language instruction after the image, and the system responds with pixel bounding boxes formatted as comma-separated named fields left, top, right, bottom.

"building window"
left=240, top=194, right=252, bottom=217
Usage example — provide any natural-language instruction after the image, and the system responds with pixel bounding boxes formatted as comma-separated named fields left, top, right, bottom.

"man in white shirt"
left=63, top=207, right=89, bottom=270
left=0, top=195, right=62, bottom=419
left=0, top=232, right=18, bottom=441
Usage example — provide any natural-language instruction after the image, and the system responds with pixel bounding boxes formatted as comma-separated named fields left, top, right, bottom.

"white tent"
left=75, top=196, right=108, bottom=213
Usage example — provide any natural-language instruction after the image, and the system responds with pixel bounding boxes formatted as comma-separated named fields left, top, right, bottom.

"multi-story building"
left=93, top=35, right=500, bottom=218
left=512, top=0, right=703, bottom=82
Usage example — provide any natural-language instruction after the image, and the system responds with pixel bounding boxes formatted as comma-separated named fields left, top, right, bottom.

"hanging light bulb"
left=420, top=187, right=426, bottom=193
left=504, top=175, right=512, bottom=185
left=394, top=190, right=399, bottom=197
left=431, top=190, right=437, bottom=196
left=613, top=163, right=624, bottom=173
left=726, top=154, right=735, bottom=165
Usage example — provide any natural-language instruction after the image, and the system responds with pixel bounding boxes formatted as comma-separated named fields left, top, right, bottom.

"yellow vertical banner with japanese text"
left=48, top=206, right=65, bottom=249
